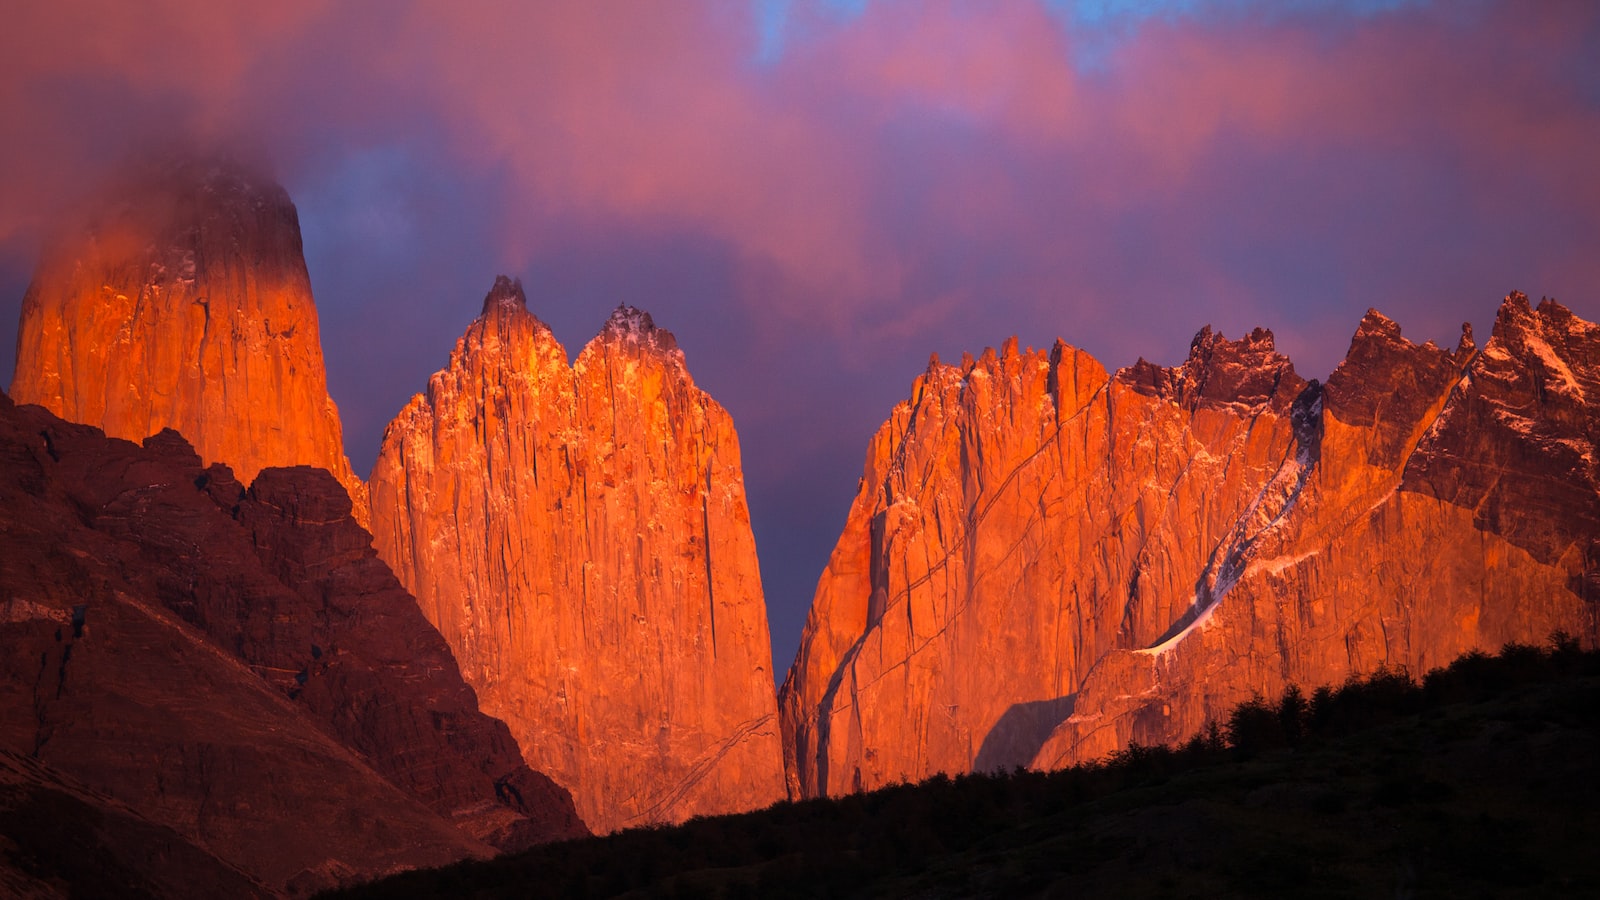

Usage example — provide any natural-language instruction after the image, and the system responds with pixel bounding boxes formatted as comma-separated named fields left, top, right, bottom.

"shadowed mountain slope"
left=0, top=391, right=585, bottom=897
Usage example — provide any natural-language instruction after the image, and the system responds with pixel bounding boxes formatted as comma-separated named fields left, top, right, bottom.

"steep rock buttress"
left=781, top=296, right=1597, bottom=796
left=368, top=278, right=786, bottom=832
left=9, top=157, right=366, bottom=523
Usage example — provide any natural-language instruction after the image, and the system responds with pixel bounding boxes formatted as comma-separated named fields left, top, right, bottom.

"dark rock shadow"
left=974, top=694, right=1076, bottom=773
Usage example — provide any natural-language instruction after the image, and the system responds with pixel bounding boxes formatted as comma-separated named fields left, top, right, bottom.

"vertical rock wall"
left=9, top=158, right=366, bottom=522
left=783, top=295, right=1598, bottom=796
left=369, top=278, right=785, bottom=832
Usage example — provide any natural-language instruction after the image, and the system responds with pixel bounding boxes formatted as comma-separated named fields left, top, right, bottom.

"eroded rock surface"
left=9, top=157, right=366, bottom=523
left=782, top=295, right=1597, bottom=796
left=369, top=278, right=785, bottom=832
left=0, top=392, right=584, bottom=896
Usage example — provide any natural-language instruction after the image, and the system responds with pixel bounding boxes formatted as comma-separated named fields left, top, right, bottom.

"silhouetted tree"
left=1278, top=684, right=1307, bottom=746
left=330, top=635, right=1598, bottom=900
left=1227, top=694, right=1283, bottom=757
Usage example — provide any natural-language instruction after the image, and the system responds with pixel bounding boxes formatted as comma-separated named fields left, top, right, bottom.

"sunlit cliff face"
left=782, top=295, right=1598, bottom=797
left=368, top=278, right=787, bottom=833
left=8, top=158, right=367, bottom=522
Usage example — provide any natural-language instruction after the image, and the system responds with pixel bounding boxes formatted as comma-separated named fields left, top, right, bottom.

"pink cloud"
left=1, top=0, right=1596, bottom=350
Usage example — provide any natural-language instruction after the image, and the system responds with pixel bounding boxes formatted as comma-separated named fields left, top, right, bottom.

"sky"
left=2, top=0, right=1598, bottom=676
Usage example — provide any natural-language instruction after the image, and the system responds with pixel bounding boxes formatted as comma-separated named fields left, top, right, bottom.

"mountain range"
left=2, top=158, right=1594, bottom=894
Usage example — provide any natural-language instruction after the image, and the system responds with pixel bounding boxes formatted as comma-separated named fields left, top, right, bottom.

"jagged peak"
left=1487, top=291, right=1598, bottom=348
left=480, top=275, right=528, bottom=316
left=1115, top=323, right=1301, bottom=412
left=1337, top=307, right=1419, bottom=365
left=1176, top=326, right=1288, bottom=387
left=1046, top=337, right=1092, bottom=372
left=1336, top=306, right=1474, bottom=368
left=1536, top=296, right=1573, bottom=319
left=1187, top=324, right=1277, bottom=358
left=1352, top=308, right=1402, bottom=342
left=1115, top=356, right=1168, bottom=395
left=603, top=303, right=655, bottom=335
left=1323, top=304, right=1483, bottom=442
left=1475, top=292, right=1600, bottom=406
left=588, top=304, right=683, bottom=361
left=1498, top=290, right=1534, bottom=321
left=458, top=277, right=559, bottom=371
left=1488, top=291, right=1538, bottom=350
left=1332, top=305, right=1432, bottom=362
left=914, top=339, right=1062, bottom=402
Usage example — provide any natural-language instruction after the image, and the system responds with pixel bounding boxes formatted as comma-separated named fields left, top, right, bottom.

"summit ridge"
left=781, top=293, right=1598, bottom=796
left=369, top=280, right=785, bottom=834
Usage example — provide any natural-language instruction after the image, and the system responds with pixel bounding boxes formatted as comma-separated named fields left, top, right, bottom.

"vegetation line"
left=327, top=634, right=1600, bottom=900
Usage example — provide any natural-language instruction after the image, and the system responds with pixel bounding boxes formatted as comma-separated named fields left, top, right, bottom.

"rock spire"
left=368, top=279, right=786, bottom=833
left=9, top=156, right=366, bottom=522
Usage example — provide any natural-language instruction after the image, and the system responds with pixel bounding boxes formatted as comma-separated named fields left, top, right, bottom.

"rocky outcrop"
left=368, top=278, right=785, bottom=833
left=0, top=391, right=584, bottom=896
left=781, top=294, right=1597, bottom=796
left=8, top=157, right=366, bottom=523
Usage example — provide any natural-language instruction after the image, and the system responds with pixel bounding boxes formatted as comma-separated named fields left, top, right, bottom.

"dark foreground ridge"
left=0, top=392, right=585, bottom=897
left=327, top=637, right=1600, bottom=899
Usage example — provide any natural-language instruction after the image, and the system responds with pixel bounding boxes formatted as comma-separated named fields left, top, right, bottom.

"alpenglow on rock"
left=780, top=294, right=1598, bottom=797
left=369, top=277, right=786, bottom=833
left=9, top=157, right=366, bottom=521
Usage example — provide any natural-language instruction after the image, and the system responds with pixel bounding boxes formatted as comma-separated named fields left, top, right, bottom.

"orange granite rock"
left=9, top=157, right=366, bottom=523
left=782, top=295, right=1597, bottom=796
left=369, top=277, right=785, bottom=833
left=1034, top=296, right=1597, bottom=768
